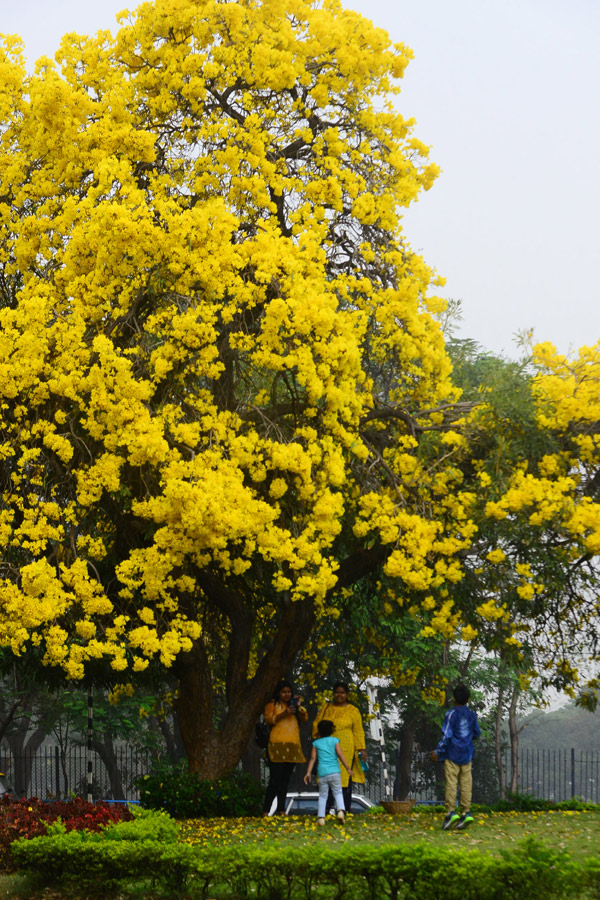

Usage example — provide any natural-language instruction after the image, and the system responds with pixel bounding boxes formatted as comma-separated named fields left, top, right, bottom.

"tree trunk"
left=5, top=726, right=47, bottom=797
left=59, top=746, right=70, bottom=796
left=240, top=735, right=263, bottom=783
left=495, top=684, right=506, bottom=801
left=0, top=700, right=23, bottom=745
left=174, top=548, right=389, bottom=779
left=394, top=720, right=416, bottom=800
left=92, top=730, right=125, bottom=801
left=151, top=713, right=186, bottom=764
left=508, top=685, right=519, bottom=795
left=174, top=593, right=317, bottom=778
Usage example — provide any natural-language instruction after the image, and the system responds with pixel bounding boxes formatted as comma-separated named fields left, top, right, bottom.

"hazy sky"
left=4, top=0, right=600, bottom=358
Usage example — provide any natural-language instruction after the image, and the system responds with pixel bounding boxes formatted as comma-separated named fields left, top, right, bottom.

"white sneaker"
left=317, top=817, right=325, bottom=826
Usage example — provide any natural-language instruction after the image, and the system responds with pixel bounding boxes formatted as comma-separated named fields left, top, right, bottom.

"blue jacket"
left=435, top=705, right=481, bottom=765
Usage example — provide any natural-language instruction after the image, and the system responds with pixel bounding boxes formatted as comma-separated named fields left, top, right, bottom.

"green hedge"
left=412, top=797, right=600, bottom=815
left=10, top=812, right=595, bottom=900
left=489, top=792, right=600, bottom=813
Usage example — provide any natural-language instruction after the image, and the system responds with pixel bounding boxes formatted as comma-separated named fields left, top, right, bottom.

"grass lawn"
left=0, top=808, right=598, bottom=898
left=176, top=806, right=600, bottom=863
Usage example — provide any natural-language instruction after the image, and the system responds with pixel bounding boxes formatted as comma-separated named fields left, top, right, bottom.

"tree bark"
left=508, top=685, right=520, bottom=795
left=5, top=726, right=47, bottom=797
left=174, top=588, right=317, bottom=777
left=240, top=735, right=262, bottom=783
left=0, top=700, right=23, bottom=745
left=59, top=746, right=69, bottom=796
left=152, top=713, right=186, bottom=764
left=394, top=720, right=417, bottom=800
left=495, top=684, right=506, bottom=801
left=92, top=730, right=125, bottom=801
left=174, top=548, right=389, bottom=779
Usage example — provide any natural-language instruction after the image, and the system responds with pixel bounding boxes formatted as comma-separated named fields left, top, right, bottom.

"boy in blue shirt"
left=430, top=684, right=481, bottom=831
left=304, top=719, right=353, bottom=824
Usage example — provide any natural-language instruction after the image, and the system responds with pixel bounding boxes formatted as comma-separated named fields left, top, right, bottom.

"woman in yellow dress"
left=262, top=679, right=308, bottom=815
left=312, top=682, right=367, bottom=811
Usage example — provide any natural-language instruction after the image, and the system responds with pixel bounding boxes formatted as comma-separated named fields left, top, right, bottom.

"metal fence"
left=1, top=744, right=599, bottom=804
left=0, top=746, right=152, bottom=801
left=513, top=748, right=600, bottom=803
left=356, top=747, right=600, bottom=805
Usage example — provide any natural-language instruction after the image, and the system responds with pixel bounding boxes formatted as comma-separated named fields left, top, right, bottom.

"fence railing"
left=0, top=746, right=152, bottom=801
left=1, top=744, right=599, bottom=805
left=513, top=747, right=600, bottom=803
left=377, top=747, right=600, bottom=805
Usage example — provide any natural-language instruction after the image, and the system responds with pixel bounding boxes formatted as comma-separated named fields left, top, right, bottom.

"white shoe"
left=317, top=817, right=325, bottom=826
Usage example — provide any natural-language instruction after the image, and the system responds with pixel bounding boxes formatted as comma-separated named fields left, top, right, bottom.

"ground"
left=177, top=806, right=599, bottom=861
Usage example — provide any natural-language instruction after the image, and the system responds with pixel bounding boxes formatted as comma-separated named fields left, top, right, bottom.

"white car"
left=0, top=773, right=12, bottom=798
left=269, top=792, right=374, bottom=816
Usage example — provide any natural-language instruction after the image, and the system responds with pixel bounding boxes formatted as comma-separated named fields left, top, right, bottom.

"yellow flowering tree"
left=0, top=1, right=492, bottom=777
left=437, top=340, right=600, bottom=705
left=309, top=341, right=600, bottom=738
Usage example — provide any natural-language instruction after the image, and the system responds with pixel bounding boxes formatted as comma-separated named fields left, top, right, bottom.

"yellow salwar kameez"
left=264, top=700, right=308, bottom=763
left=312, top=703, right=366, bottom=787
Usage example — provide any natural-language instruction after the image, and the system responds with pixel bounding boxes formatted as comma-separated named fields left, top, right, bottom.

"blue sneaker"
left=442, top=811, right=460, bottom=830
left=455, top=811, right=474, bottom=831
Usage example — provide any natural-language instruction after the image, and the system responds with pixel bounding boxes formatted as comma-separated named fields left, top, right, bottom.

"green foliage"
left=11, top=809, right=183, bottom=895
left=11, top=833, right=179, bottom=897
left=11, top=833, right=588, bottom=900
left=137, top=762, right=263, bottom=818
left=581, top=856, right=600, bottom=900
left=553, top=796, right=599, bottom=811
left=496, top=837, right=576, bottom=900
left=489, top=792, right=598, bottom=813
left=416, top=798, right=600, bottom=814
left=493, top=791, right=554, bottom=812
left=102, top=806, right=180, bottom=842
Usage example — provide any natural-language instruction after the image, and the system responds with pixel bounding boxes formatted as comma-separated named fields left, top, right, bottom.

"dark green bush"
left=487, top=792, right=599, bottom=813
left=554, top=795, right=598, bottom=811
left=136, top=761, right=263, bottom=818
left=492, top=791, right=555, bottom=812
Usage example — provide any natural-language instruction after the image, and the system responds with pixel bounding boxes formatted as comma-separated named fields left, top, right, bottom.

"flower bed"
left=0, top=796, right=133, bottom=872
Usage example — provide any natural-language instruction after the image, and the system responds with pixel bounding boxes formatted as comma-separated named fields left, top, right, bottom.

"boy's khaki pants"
left=444, top=759, right=472, bottom=813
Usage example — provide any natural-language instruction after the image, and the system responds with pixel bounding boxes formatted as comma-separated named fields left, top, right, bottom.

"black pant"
left=263, top=761, right=295, bottom=814
left=327, top=778, right=352, bottom=813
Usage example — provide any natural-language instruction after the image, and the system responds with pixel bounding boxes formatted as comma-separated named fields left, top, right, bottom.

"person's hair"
left=332, top=682, right=350, bottom=694
left=317, top=719, right=335, bottom=737
left=273, top=679, right=294, bottom=701
left=453, top=684, right=470, bottom=705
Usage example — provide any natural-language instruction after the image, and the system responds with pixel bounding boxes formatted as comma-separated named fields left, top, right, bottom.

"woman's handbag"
left=255, top=718, right=271, bottom=749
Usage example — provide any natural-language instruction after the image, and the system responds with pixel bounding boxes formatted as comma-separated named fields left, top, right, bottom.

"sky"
left=4, top=0, right=600, bottom=358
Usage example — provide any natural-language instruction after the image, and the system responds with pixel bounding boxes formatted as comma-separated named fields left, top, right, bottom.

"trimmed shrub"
left=11, top=828, right=586, bottom=900
left=102, top=804, right=180, bottom=842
